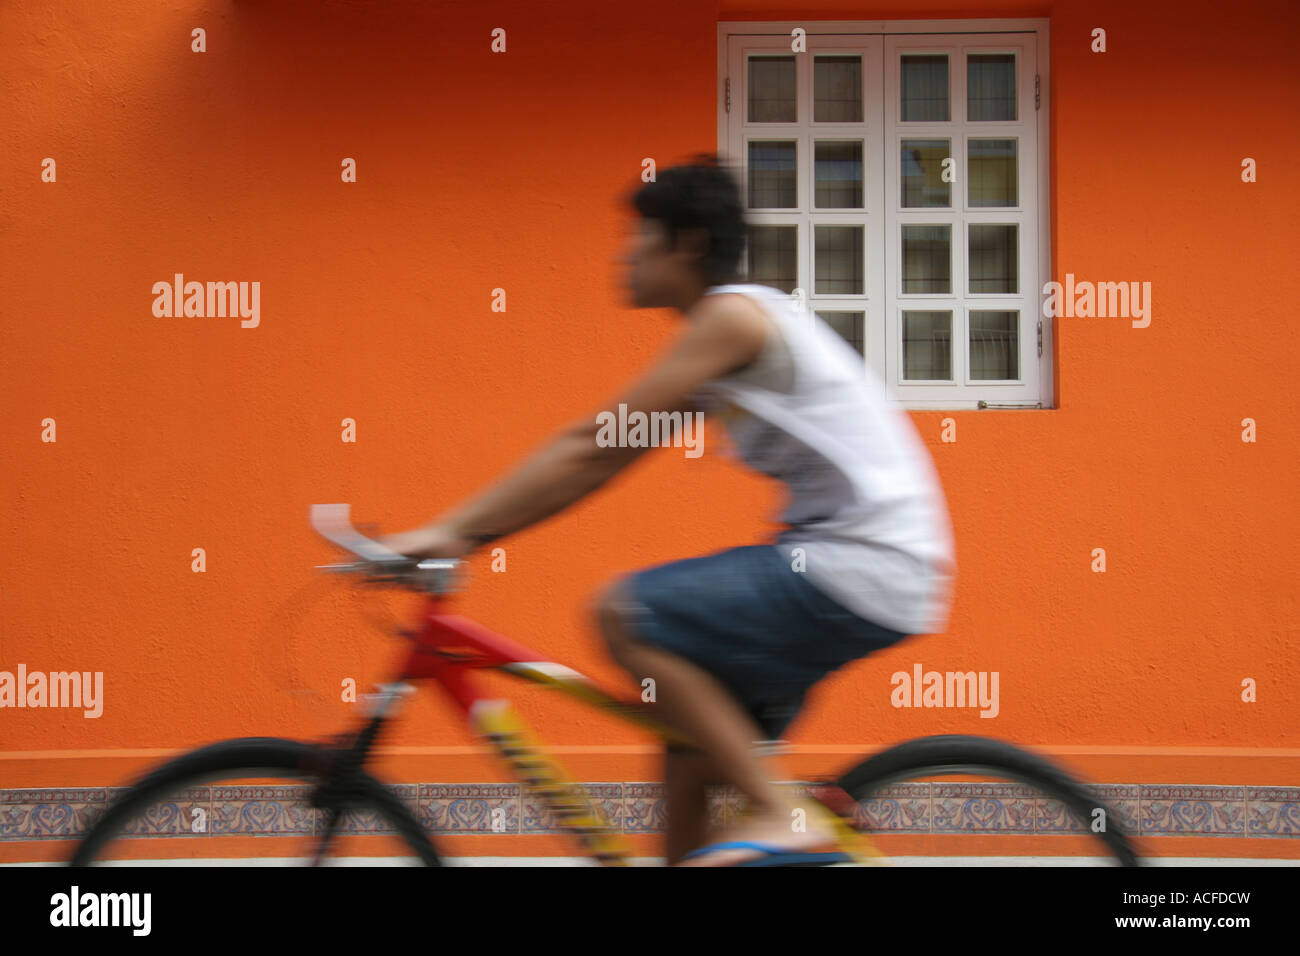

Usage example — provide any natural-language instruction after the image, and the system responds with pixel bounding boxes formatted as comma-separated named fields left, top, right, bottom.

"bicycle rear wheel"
left=70, top=737, right=442, bottom=866
left=832, top=735, right=1140, bottom=866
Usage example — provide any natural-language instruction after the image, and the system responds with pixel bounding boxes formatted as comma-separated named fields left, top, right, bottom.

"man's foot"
left=675, top=806, right=842, bottom=866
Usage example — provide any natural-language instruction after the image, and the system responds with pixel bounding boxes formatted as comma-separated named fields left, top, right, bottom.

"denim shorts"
left=620, top=544, right=911, bottom=740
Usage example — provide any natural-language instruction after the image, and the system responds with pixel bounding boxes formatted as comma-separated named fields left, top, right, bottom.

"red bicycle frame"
left=385, top=595, right=691, bottom=864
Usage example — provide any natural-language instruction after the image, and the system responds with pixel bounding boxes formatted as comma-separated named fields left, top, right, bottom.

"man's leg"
left=597, top=582, right=838, bottom=865
left=663, top=746, right=718, bottom=864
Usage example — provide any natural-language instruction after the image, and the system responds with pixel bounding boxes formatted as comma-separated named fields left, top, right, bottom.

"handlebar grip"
left=311, top=503, right=465, bottom=594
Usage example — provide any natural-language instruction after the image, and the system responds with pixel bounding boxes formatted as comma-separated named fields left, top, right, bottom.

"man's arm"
left=381, top=295, right=769, bottom=558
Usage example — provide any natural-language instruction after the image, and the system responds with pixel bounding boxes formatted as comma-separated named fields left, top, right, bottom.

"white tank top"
left=694, top=283, right=957, bottom=635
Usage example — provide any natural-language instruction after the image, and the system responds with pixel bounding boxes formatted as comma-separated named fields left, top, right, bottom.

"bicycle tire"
left=833, top=734, right=1140, bottom=866
left=69, top=737, right=442, bottom=866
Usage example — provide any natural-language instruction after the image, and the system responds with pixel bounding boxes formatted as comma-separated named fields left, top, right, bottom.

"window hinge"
left=1037, top=317, right=1043, bottom=356
left=978, top=401, right=1045, bottom=409
left=1034, top=74, right=1040, bottom=110
left=725, top=77, right=731, bottom=113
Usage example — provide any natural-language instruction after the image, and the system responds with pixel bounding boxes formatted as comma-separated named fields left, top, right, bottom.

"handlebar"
left=310, top=503, right=463, bottom=595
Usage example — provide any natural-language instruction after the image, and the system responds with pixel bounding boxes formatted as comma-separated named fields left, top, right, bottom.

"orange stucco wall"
left=2, top=0, right=1296, bottom=860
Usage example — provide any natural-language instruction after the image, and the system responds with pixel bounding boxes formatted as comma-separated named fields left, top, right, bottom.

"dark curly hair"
left=626, top=152, right=747, bottom=287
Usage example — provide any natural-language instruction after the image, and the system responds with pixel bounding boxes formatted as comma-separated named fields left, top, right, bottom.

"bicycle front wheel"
left=833, top=735, right=1140, bottom=866
left=69, top=737, right=442, bottom=866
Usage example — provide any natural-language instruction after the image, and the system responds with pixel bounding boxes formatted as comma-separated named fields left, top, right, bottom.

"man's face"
left=617, top=217, right=704, bottom=309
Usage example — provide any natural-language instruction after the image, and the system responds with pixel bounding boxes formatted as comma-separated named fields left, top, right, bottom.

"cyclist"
left=379, top=154, right=956, bottom=866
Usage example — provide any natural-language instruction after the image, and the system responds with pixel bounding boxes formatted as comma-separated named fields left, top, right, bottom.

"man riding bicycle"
left=379, top=154, right=957, bottom=866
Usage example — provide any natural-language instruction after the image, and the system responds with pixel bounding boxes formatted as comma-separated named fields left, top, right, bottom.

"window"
left=719, top=18, right=1051, bottom=408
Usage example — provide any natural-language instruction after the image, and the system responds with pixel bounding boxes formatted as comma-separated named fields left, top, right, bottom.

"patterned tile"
left=1140, top=785, right=1246, bottom=836
left=621, top=783, right=665, bottom=833
left=722, top=785, right=749, bottom=824
left=335, top=783, right=420, bottom=835
left=932, top=782, right=1036, bottom=833
left=855, top=782, right=931, bottom=831
left=521, top=783, right=622, bottom=834
left=0, top=788, right=108, bottom=839
left=210, top=785, right=316, bottom=835
left=1078, top=784, right=1140, bottom=836
left=585, top=783, right=625, bottom=833
left=1247, top=787, right=1300, bottom=837
left=116, top=786, right=212, bottom=837
left=419, top=783, right=519, bottom=833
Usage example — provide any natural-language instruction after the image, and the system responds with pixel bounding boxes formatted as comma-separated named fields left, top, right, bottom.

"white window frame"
left=718, top=18, right=1053, bottom=410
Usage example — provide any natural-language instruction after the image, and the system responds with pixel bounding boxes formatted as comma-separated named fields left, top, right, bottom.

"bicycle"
left=70, top=503, right=1141, bottom=866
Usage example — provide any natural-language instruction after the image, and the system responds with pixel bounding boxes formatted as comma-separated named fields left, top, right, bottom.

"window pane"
left=901, top=139, right=951, bottom=207
left=969, top=310, right=1018, bottom=379
left=816, top=311, right=865, bottom=356
left=903, top=311, right=952, bottom=380
left=814, top=55, right=862, bottom=122
left=968, top=138, right=1017, bottom=207
left=749, top=56, right=796, bottom=123
left=747, top=225, right=797, bottom=293
left=814, top=225, right=864, bottom=294
left=968, top=54, right=1016, bottom=121
left=901, top=224, right=951, bottom=294
left=814, top=141, right=863, bottom=208
left=748, top=141, right=797, bottom=208
left=901, top=54, right=949, bottom=121
left=968, top=224, right=1018, bottom=294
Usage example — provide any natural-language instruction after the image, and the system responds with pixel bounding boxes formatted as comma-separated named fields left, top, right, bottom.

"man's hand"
left=376, top=524, right=475, bottom=561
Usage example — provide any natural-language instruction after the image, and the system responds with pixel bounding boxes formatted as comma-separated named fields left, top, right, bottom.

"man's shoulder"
left=694, top=286, right=771, bottom=324
left=685, top=289, right=773, bottom=370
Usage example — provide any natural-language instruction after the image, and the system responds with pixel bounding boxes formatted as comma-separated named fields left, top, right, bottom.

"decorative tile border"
left=2, top=783, right=1297, bottom=842
left=1141, top=785, right=1246, bottom=836
left=1249, top=788, right=1300, bottom=837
